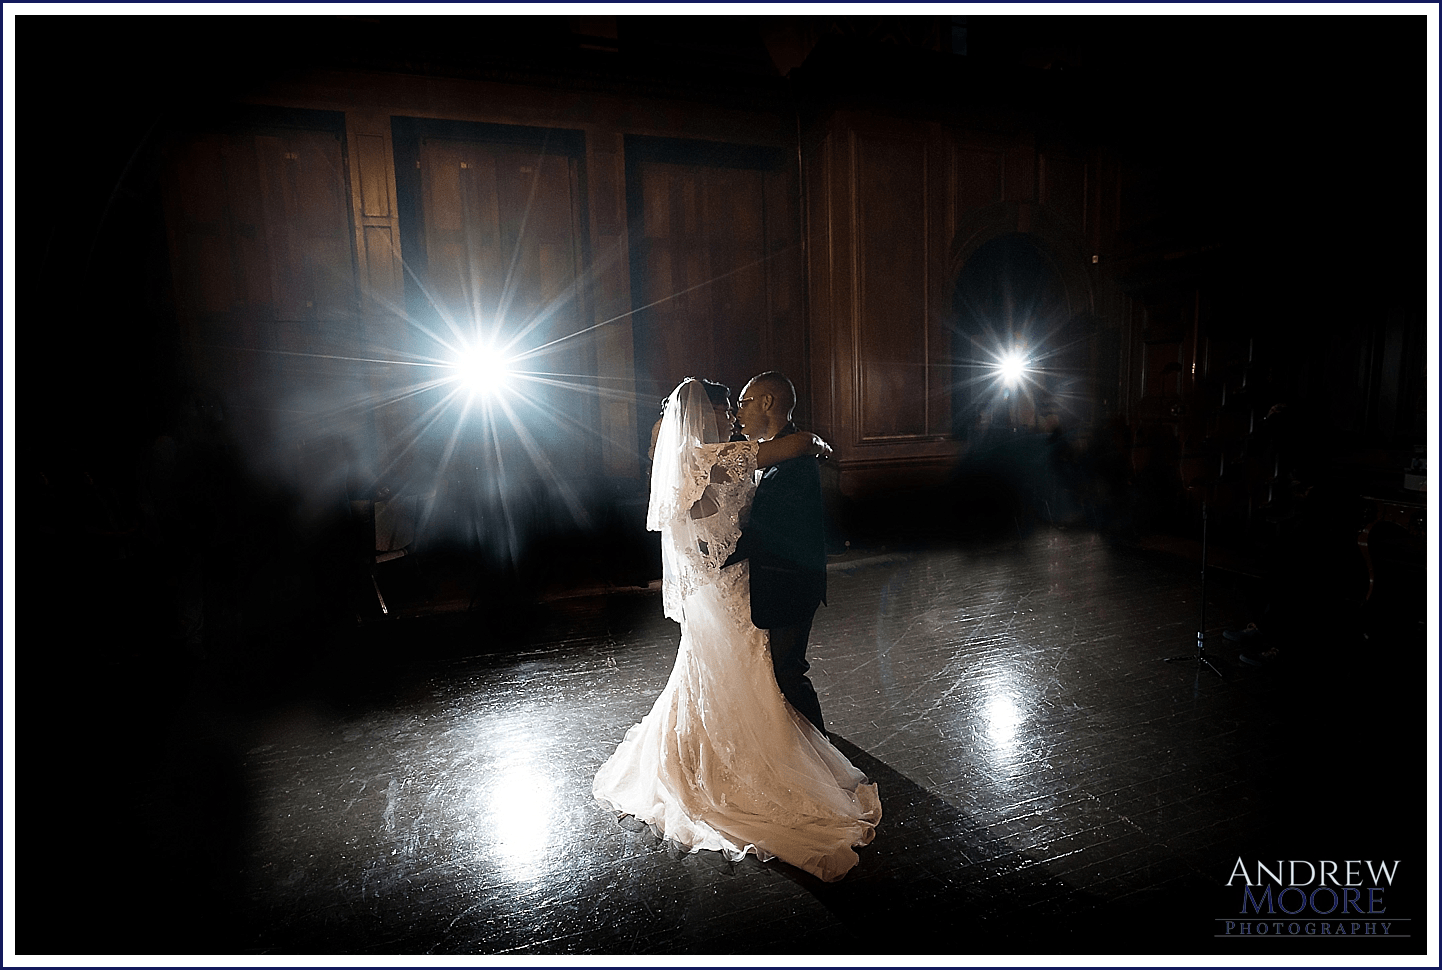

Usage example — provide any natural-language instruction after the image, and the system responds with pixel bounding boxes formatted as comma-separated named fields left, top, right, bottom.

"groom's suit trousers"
left=769, top=611, right=825, bottom=734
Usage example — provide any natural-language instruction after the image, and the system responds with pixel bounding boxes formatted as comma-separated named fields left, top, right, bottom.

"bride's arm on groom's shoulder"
left=689, top=436, right=825, bottom=517
left=756, top=433, right=831, bottom=468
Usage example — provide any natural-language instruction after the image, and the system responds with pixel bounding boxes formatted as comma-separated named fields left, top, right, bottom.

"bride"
left=593, top=377, right=880, bottom=882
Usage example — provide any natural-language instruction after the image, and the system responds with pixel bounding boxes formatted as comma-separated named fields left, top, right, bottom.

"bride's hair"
left=648, top=376, right=738, bottom=620
left=657, top=377, right=729, bottom=415
left=689, top=376, right=731, bottom=409
left=703, top=379, right=730, bottom=408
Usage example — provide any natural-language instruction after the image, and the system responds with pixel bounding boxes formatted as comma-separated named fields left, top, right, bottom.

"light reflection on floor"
left=983, top=692, right=1023, bottom=750
left=484, top=758, right=556, bottom=880
left=208, top=529, right=1425, bottom=956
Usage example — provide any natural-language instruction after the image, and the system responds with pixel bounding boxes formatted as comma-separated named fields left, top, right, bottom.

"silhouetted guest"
left=1032, top=400, right=1084, bottom=525
left=1081, top=414, right=1140, bottom=537
left=948, top=404, right=1026, bottom=539
left=968, top=401, right=1010, bottom=454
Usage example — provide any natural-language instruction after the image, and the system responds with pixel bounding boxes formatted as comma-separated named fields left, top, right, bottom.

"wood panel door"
left=160, top=115, right=363, bottom=476
left=406, top=133, right=596, bottom=552
left=626, top=143, right=803, bottom=421
left=414, top=137, right=591, bottom=395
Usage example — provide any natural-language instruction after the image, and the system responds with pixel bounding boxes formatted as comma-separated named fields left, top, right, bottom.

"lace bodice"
left=660, top=440, right=757, bottom=617
left=688, top=440, right=757, bottom=576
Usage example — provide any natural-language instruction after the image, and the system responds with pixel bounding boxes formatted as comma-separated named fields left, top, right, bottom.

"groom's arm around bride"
left=722, top=371, right=829, bottom=736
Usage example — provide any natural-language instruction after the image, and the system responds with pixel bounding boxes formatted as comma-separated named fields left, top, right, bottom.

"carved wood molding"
left=344, top=110, right=404, bottom=328
left=583, top=132, right=639, bottom=479
left=946, top=201, right=1095, bottom=321
left=847, top=126, right=933, bottom=443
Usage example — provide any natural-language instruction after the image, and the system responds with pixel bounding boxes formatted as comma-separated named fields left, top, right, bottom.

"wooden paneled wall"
left=159, top=114, right=371, bottom=487
left=854, top=129, right=933, bottom=440
left=141, top=53, right=1424, bottom=553
left=155, top=71, right=1159, bottom=512
left=346, top=111, right=404, bottom=328
left=625, top=142, right=805, bottom=427
left=584, top=132, right=640, bottom=478
left=803, top=110, right=1109, bottom=498
left=164, top=73, right=797, bottom=495
left=803, top=114, right=954, bottom=498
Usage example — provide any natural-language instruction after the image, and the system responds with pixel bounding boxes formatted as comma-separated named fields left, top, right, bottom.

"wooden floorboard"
left=16, top=528, right=1429, bottom=958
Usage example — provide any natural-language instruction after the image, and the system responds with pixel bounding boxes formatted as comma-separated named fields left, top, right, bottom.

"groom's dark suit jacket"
left=723, top=424, right=827, bottom=629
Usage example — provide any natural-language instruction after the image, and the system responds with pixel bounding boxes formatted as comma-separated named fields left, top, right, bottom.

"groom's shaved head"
left=749, top=371, right=796, bottom=419
left=736, top=370, right=797, bottom=442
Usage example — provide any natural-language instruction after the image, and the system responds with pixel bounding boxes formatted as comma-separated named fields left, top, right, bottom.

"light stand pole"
left=1164, top=498, right=1224, bottom=679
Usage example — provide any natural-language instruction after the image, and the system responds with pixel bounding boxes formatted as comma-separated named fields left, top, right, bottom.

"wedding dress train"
left=593, top=438, right=879, bottom=882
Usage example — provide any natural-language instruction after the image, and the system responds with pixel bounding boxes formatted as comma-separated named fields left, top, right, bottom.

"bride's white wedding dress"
left=593, top=438, right=880, bottom=883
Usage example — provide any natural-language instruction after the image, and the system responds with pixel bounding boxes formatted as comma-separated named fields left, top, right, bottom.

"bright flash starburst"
left=250, top=145, right=788, bottom=571
left=454, top=342, right=513, bottom=397
left=998, top=349, right=1026, bottom=387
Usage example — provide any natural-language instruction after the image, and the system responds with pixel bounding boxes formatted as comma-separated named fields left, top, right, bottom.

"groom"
left=724, top=371, right=829, bottom=735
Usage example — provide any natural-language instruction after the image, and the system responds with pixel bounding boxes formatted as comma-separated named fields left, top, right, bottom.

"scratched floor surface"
left=20, top=529, right=1427, bottom=957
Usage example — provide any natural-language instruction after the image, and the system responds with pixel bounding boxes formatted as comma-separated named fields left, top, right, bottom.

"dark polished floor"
left=19, top=528, right=1430, bottom=958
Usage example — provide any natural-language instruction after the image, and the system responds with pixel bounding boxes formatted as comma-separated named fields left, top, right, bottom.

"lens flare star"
left=998, top=349, right=1027, bottom=387
left=230, top=140, right=794, bottom=572
left=452, top=342, right=514, bottom=398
